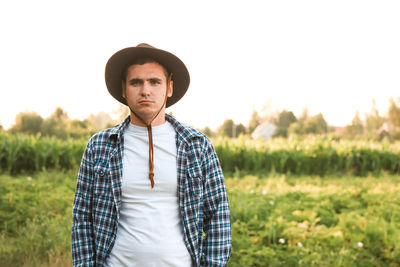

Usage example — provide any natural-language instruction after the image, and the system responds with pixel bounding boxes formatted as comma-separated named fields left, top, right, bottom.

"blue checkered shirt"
left=72, top=115, right=231, bottom=266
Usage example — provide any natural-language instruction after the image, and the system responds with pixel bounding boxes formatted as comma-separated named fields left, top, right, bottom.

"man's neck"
left=129, top=112, right=166, bottom=127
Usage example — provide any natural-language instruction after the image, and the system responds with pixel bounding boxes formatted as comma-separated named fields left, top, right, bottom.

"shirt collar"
left=109, top=116, right=131, bottom=140
left=109, top=113, right=199, bottom=145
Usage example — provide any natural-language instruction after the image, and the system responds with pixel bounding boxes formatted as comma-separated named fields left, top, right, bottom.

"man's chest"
left=121, top=132, right=178, bottom=198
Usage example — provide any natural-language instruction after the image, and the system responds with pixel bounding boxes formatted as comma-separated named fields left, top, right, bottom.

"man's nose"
left=141, top=82, right=151, bottom=96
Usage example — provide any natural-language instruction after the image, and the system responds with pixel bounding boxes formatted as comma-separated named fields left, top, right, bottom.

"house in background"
left=252, top=122, right=276, bottom=139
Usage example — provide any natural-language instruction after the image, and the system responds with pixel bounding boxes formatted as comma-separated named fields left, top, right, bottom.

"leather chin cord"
left=126, top=74, right=172, bottom=189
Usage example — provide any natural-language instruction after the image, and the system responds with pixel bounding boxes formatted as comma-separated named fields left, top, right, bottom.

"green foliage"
left=218, top=119, right=235, bottom=137
left=214, top=136, right=400, bottom=176
left=364, top=99, right=386, bottom=139
left=1, top=133, right=400, bottom=177
left=41, top=107, right=70, bottom=139
left=288, top=122, right=303, bottom=135
left=344, top=111, right=364, bottom=138
left=273, top=110, right=297, bottom=137
left=0, top=171, right=75, bottom=266
left=389, top=98, right=400, bottom=139
left=227, top=175, right=400, bottom=266
left=248, top=110, right=262, bottom=134
left=303, top=113, right=328, bottom=134
left=200, top=126, right=215, bottom=138
left=9, top=112, right=44, bottom=135
left=86, top=111, right=113, bottom=130
left=217, top=119, right=247, bottom=138
left=287, top=111, right=328, bottom=136
left=8, top=107, right=106, bottom=140
left=1, top=172, right=399, bottom=266
left=0, top=132, right=85, bottom=175
left=389, top=98, right=400, bottom=128
left=68, top=119, right=95, bottom=139
left=236, top=123, right=246, bottom=137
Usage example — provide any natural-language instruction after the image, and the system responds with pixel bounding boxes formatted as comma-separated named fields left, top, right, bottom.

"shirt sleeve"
left=200, top=140, right=232, bottom=266
left=71, top=141, right=96, bottom=266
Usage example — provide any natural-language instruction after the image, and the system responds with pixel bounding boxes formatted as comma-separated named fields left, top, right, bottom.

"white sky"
left=0, top=0, right=399, bottom=130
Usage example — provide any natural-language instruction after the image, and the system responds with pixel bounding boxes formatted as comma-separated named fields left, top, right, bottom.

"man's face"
left=122, top=62, right=173, bottom=125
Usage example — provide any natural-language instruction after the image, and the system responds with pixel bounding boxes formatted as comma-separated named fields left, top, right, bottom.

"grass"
left=0, top=170, right=76, bottom=267
left=0, top=170, right=399, bottom=266
left=227, top=174, right=400, bottom=266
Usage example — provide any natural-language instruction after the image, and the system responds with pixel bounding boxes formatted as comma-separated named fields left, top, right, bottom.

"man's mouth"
left=139, top=100, right=153, bottom=104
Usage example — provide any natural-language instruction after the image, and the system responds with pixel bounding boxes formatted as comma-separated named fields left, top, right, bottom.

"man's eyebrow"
left=128, top=78, right=143, bottom=83
left=147, top=77, right=162, bottom=81
left=128, top=77, right=163, bottom=81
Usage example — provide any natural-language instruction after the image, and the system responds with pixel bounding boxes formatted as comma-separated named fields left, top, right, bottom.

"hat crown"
left=137, top=43, right=155, bottom=49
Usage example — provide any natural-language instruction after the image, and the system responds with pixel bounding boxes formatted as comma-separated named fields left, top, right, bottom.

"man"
left=72, top=43, right=231, bottom=266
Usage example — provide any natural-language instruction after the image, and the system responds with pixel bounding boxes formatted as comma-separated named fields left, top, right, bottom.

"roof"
left=252, top=121, right=276, bottom=139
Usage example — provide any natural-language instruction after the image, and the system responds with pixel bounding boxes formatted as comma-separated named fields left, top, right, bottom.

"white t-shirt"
left=107, top=121, right=193, bottom=267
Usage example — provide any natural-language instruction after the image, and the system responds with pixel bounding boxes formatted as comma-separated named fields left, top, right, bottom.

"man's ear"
left=167, top=80, right=173, bottom=97
left=121, top=81, right=126, bottom=99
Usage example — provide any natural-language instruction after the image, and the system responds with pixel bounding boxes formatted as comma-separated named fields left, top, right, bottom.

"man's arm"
left=201, top=140, right=232, bottom=267
left=71, top=141, right=96, bottom=266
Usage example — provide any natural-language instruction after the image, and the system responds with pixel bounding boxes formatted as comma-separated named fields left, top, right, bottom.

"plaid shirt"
left=72, top=114, right=231, bottom=266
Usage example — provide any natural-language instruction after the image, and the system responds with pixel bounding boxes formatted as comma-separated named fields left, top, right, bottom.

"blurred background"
left=0, top=0, right=399, bottom=137
left=1, top=1, right=399, bottom=266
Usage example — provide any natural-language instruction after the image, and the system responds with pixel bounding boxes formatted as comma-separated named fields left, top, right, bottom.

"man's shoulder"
left=89, top=127, right=116, bottom=142
left=166, top=115, right=209, bottom=143
left=87, top=118, right=128, bottom=147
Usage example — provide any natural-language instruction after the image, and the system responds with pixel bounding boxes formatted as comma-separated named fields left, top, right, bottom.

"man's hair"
left=121, top=58, right=170, bottom=82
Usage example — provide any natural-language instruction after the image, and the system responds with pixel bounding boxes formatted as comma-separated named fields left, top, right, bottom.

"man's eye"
left=130, top=80, right=142, bottom=86
left=150, top=79, right=161, bottom=85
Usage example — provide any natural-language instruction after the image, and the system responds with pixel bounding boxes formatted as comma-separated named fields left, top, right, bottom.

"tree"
left=201, top=126, right=215, bottom=138
left=68, top=119, right=96, bottom=139
left=273, top=110, right=297, bottom=137
left=298, top=106, right=309, bottom=124
left=9, top=112, right=44, bottom=135
left=304, top=113, right=328, bottom=134
left=288, top=122, right=303, bottom=135
left=388, top=98, right=400, bottom=127
left=388, top=98, right=400, bottom=139
left=87, top=112, right=114, bottom=130
left=217, top=119, right=235, bottom=137
left=364, top=99, right=385, bottom=138
left=344, top=111, right=363, bottom=138
left=41, top=107, right=69, bottom=139
left=113, top=103, right=130, bottom=122
left=236, top=123, right=247, bottom=137
left=248, top=110, right=261, bottom=134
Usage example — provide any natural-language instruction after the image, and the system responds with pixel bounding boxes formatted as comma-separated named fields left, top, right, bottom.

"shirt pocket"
left=186, top=167, right=204, bottom=198
left=185, top=167, right=204, bottom=244
left=93, top=164, right=111, bottom=196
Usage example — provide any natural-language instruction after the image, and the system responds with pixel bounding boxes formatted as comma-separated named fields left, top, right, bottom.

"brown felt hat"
left=105, top=43, right=190, bottom=108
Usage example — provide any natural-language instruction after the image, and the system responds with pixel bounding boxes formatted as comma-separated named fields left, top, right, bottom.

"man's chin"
left=132, top=108, right=158, bottom=120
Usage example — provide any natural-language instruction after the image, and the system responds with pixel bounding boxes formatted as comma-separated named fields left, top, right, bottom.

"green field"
left=2, top=133, right=400, bottom=176
left=1, top=170, right=399, bottom=266
left=227, top=174, right=400, bottom=266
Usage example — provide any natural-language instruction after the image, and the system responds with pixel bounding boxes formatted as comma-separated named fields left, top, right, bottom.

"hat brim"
left=105, top=46, right=190, bottom=108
